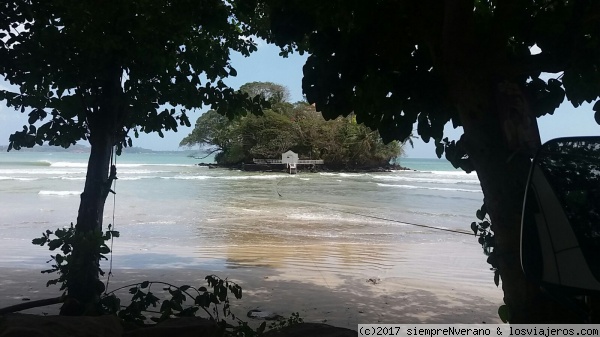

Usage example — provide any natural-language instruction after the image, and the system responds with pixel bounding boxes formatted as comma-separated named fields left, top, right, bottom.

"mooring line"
left=274, top=176, right=473, bottom=236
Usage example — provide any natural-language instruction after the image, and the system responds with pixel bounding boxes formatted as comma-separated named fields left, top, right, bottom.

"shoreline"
left=195, top=162, right=415, bottom=173
left=0, top=267, right=503, bottom=328
left=0, top=241, right=503, bottom=327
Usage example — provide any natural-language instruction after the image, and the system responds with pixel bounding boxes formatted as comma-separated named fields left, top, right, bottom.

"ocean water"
left=0, top=151, right=487, bottom=283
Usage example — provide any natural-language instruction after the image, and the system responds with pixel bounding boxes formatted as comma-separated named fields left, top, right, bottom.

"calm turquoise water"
left=0, top=151, right=485, bottom=279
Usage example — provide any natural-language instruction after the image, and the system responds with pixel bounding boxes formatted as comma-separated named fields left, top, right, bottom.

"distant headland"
left=0, top=144, right=196, bottom=155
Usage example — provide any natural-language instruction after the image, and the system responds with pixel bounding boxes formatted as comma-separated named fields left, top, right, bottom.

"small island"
left=180, top=82, right=409, bottom=173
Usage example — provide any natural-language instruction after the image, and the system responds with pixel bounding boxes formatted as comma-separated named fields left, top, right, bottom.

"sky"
left=0, top=42, right=598, bottom=158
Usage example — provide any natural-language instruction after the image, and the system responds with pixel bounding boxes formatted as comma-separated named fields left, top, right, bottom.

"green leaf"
left=140, top=281, right=150, bottom=289
left=435, top=143, right=444, bottom=158
left=481, top=221, right=490, bottom=229
left=170, top=299, right=183, bottom=312
left=470, top=222, right=477, bottom=235
left=48, top=239, right=62, bottom=250
left=160, top=300, right=171, bottom=312
left=498, top=305, right=510, bottom=323
left=195, top=293, right=210, bottom=307
left=32, top=237, right=46, bottom=245
left=179, top=285, right=190, bottom=291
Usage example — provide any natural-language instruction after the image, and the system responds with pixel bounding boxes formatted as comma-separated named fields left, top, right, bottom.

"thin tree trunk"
left=62, top=131, right=114, bottom=315
left=62, top=66, right=121, bottom=315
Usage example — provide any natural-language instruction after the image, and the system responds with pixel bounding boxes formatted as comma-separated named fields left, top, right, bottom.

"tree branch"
left=194, top=148, right=221, bottom=160
left=0, top=296, right=64, bottom=315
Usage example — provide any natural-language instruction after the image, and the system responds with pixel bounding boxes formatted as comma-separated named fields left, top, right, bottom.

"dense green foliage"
left=0, top=0, right=263, bottom=151
left=181, top=83, right=403, bottom=169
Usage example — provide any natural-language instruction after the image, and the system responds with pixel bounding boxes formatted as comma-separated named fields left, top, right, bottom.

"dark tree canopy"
left=250, top=0, right=599, bottom=162
left=0, top=0, right=263, bottom=152
left=245, top=0, right=600, bottom=323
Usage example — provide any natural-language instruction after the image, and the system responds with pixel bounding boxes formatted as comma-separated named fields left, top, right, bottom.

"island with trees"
left=180, top=82, right=407, bottom=171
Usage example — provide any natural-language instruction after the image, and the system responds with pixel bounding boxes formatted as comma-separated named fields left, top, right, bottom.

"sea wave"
left=38, top=190, right=80, bottom=196
left=119, top=169, right=169, bottom=174
left=163, top=174, right=283, bottom=181
left=162, top=175, right=210, bottom=180
left=429, top=170, right=475, bottom=176
left=0, top=176, right=38, bottom=181
left=0, top=160, right=54, bottom=167
left=370, top=175, right=479, bottom=185
left=219, top=174, right=282, bottom=180
left=48, top=161, right=195, bottom=168
left=376, top=183, right=481, bottom=193
left=285, top=212, right=391, bottom=225
left=119, top=176, right=159, bottom=181
left=0, top=169, right=84, bottom=175
left=319, top=172, right=366, bottom=177
left=36, top=160, right=53, bottom=166
left=48, top=161, right=88, bottom=168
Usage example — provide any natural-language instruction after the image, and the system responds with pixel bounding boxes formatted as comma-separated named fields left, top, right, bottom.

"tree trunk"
left=62, top=66, right=122, bottom=315
left=437, top=0, right=583, bottom=322
left=62, top=131, right=114, bottom=315
left=458, top=83, right=582, bottom=323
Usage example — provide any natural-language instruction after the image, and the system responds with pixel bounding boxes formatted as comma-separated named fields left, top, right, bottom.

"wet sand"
left=0, top=241, right=504, bottom=329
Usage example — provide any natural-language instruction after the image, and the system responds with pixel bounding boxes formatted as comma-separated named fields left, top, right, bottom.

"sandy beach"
left=0, top=241, right=504, bottom=329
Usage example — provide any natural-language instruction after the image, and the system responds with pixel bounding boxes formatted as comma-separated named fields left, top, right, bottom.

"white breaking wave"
left=49, top=162, right=87, bottom=168
left=58, top=177, right=86, bottom=180
left=240, top=208, right=264, bottom=213
left=49, top=161, right=194, bottom=168
left=376, top=183, right=481, bottom=193
left=429, top=170, right=475, bottom=176
left=319, top=172, right=366, bottom=177
left=0, top=176, right=38, bottom=181
left=286, top=212, right=389, bottom=225
left=0, top=169, right=84, bottom=175
left=162, top=175, right=210, bottom=180
left=38, top=190, right=81, bottom=196
left=339, top=173, right=364, bottom=177
left=370, top=175, right=479, bottom=185
left=119, top=169, right=169, bottom=174
left=219, top=174, right=282, bottom=180
left=163, top=174, right=283, bottom=181
left=117, top=163, right=195, bottom=168
left=119, top=176, right=158, bottom=181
